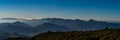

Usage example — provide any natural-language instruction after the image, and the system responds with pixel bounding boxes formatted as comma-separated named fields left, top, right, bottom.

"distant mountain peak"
left=74, top=19, right=84, bottom=21
left=14, top=21, right=21, bottom=23
left=88, top=19, right=96, bottom=22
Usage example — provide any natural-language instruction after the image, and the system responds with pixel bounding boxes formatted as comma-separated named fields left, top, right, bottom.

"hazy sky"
left=0, top=0, right=120, bottom=21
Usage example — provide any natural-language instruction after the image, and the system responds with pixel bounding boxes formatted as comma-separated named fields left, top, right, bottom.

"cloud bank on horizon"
left=0, top=0, right=120, bottom=21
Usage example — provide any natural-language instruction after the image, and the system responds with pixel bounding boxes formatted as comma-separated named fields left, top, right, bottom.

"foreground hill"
left=6, top=28, right=120, bottom=40
left=31, top=29, right=120, bottom=40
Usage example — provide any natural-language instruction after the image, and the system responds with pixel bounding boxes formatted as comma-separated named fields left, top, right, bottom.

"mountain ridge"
left=0, top=18, right=120, bottom=40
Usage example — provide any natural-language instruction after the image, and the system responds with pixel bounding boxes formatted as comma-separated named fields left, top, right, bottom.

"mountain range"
left=23, top=18, right=120, bottom=30
left=0, top=18, right=120, bottom=40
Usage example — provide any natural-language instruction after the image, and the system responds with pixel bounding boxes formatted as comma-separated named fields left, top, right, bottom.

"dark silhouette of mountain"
left=34, top=23, right=70, bottom=33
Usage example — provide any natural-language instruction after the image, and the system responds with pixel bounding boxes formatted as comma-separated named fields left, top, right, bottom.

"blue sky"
left=0, top=0, right=120, bottom=21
